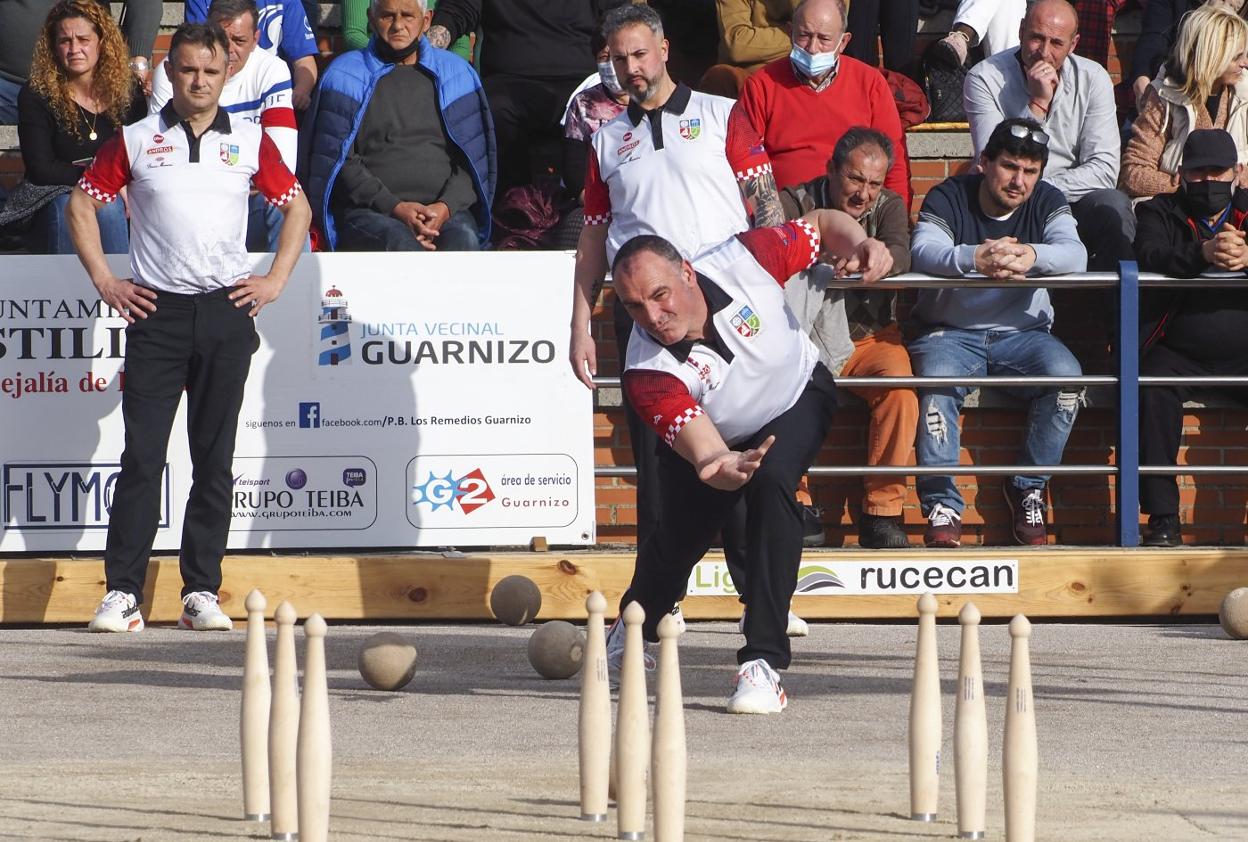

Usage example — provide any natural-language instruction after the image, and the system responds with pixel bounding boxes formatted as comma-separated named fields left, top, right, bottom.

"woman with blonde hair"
left=10, top=0, right=145, bottom=253
left=1121, top=5, right=1248, bottom=198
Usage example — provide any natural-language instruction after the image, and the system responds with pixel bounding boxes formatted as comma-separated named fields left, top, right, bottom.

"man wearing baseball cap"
left=1134, top=128, right=1248, bottom=547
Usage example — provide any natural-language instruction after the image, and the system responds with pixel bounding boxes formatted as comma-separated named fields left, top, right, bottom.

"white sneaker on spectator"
left=726, top=658, right=788, bottom=714
left=178, top=591, right=233, bottom=631
left=738, top=606, right=810, bottom=637
left=605, top=615, right=656, bottom=688
left=88, top=590, right=144, bottom=633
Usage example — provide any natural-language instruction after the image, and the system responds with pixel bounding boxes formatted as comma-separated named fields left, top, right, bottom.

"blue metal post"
left=1117, top=261, right=1139, bottom=547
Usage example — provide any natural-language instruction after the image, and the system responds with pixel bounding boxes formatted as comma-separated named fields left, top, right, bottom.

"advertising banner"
left=686, top=558, right=1020, bottom=597
left=0, top=253, right=595, bottom=551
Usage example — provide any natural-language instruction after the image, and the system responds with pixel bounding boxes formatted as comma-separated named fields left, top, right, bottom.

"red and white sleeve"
left=726, top=101, right=772, bottom=183
left=622, top=369, right=705, bottom=447
left=252, top=133, right=303, bottom=208
left=77, top=133, right=131, bottom=203
left=735, top=219, right=822, bottom=285
left=582, top=151, right=612, bottom=226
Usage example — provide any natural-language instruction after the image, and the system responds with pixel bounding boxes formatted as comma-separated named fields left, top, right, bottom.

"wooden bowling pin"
left=954, top=602, right=987, bottom=840
left=615, top=601, right=649, bottom=841
left=1003, top=615, right=1037, bottom=842
left=268, top=600, right=299, bottom=841
left=909, top=592, right=941, bottom=821
left=580, top=591, right=611, bottom=822
left=297, top=614, right=332, bottom=842
left=651, top=612, right=686, bottom=842
left=241, top=589, right=271, bottom=822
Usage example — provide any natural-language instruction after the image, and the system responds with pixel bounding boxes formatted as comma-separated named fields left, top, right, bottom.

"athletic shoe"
left=738, top=607, right=810, bottom=637
left=932, top=30, right=970, bottom=68
left=924, top=504, right=962, bottom=548
left=178, top=591, right=233, bottom=631
left=669, top=603, right=687, bottom=633
left=802, top=504, right=826, bottom=547
left=88, top=590, right=144, bottom=633
left=605, top=615, right=656, bottom=687
left=1143, top=514, right=1182, bottom=547
left=1004, top=484, right=1048, bottom=546
left=859, top=513, right=910, bottom=549
left=726, top=658, right=787, bottom=714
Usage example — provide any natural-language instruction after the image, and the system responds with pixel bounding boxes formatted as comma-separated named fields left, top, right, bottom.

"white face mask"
left=597, top=60, right=624, bottom=96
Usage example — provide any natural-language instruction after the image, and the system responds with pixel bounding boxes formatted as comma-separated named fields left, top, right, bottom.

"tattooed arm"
left=739, top=168, right=785, bottom=228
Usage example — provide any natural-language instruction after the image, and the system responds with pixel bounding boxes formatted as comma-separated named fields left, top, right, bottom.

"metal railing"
left=591, top=263, right=1248, bottom=547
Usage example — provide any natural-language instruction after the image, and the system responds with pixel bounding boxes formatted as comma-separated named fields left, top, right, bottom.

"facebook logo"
left=298, top=402, right=321, bottom=429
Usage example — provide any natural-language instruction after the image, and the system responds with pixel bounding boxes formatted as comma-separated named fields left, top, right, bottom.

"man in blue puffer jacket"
left=299, top=0, right=495, bottom=251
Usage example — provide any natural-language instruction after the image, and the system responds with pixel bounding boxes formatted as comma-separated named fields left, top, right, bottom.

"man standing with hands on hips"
left=68, top=22, right=311, bottom=633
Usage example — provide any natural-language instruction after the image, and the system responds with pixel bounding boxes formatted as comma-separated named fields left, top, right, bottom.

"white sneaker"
left=178, top=591, right=233, bottom=631
left=738, top=607, right=809, bottom=637
left=605, top=615, right=656, bottom=687
left=726, top=658, right=788, bottom=714
left=669, top=603, right=686, bottom=633
left=88, top=590, right=144, bottom=633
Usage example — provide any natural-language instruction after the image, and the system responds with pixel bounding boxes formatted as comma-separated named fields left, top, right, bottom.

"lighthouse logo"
left=318, top=286, right=352, bottom=366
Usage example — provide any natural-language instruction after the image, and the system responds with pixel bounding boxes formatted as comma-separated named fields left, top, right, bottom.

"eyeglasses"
left=1007, top=123, right=1050, bottom=146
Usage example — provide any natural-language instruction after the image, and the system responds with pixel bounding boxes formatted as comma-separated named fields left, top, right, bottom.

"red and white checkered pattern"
left=734, top=162, right=773, bottom=181
left=664, top=405, right=704, bottom=445
left=77, top=177, right=118, bottom=203
left=793, top=218, right=821, bottom=268
left=265, top=181, right=303, bottom=208
left=583, top=211, right=612, bottom=226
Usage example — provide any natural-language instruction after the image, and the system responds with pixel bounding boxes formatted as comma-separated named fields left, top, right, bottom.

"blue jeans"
left=336, top=206, right=481, bottom=252
left=31, top=191, right=129, bottom=254
left=907, top=327, right=1083, bottom=515
left=0, top=75, right=19, bottom=124
left=246, top=192, right=310, bottom=253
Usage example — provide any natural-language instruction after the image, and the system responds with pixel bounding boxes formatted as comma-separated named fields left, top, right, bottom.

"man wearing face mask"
left=734, top=0, right=911, bottom=204
left=1134, top=129, right=1248, bottom=547
left=963, top=0, right=1132, bottom=271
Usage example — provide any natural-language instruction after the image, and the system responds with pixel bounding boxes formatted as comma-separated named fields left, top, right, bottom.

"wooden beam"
left=1, top=549, right=1245, bottom=624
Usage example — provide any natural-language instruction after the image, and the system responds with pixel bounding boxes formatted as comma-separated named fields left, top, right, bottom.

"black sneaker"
left=1143, top=514, right=1182, bottom=547
left=802, top=504, right=825, bottom=547
left=858, top=513, right=909, bottom=549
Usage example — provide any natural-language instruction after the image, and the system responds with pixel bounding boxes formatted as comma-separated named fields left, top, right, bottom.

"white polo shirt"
left=583, top=83, right=772, bottom=263
left=150, top=48, right=298, bottom=168
left=622, top=219, right=822, bottom=447
left=78, top=103, right=302, bottom=294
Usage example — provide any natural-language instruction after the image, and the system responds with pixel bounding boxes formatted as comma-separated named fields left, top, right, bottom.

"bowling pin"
left=241, top=589, right=271, bottom=821
left=268, top=601, right=299, bottom=841
left=297, top=614, right=332, bottom=842
left=1004, top=615, right=1037, bottom=842
left=580, top=591, right=611, bottom=822
left=955, top=602, right=987, bottom=840
left=909, top=592, right=941, bottom=821
left=652, top=612, right=686, bottom=842
left=615, top=601, right=649, bottom=841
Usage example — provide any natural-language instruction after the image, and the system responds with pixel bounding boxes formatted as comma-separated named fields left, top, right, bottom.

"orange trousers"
left=838, top=324, right=918, bottom=516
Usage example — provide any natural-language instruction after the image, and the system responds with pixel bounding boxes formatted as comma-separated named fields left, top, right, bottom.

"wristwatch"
left=129, top=57, right=150, bottom=73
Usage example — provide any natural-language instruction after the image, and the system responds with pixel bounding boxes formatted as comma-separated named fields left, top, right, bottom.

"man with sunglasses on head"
left=908, top=117, right=1088, bottom=548
left=963, top=0, right=1132, bottom=271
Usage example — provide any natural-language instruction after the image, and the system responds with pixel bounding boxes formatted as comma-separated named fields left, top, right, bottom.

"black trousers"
left=844, top=0, right=919, bottom=78
left=1139, top=343, right=1248, bottom=515
left=484, top=72, right=584, bottom=192
left=619, top=365, right=837, bottom=671
left=104, top=286, right=259, bottom=601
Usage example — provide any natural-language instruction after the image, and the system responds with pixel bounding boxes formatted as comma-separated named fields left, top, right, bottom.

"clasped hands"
left=974, top=236, right=1037, bottom=280
left=1202, top=223, right=1248, bottom=272
left=392, top=201, right=451, bottom=250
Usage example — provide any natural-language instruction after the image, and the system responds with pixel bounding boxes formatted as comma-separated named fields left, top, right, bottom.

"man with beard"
left=909, top=117, right=1088, bottom=549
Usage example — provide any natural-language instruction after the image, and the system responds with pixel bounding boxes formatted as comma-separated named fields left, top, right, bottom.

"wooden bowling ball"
left=1219, top=588, right=1248, bottom=640
left=527, top=621, right=585, bottom=679
left=358, top=632, right=418, bottom=691
left=490, top=575, right=542, bottom=626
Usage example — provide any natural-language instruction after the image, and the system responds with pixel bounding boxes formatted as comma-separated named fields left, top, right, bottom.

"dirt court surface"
left=0, top=619, right=1245, bottom=841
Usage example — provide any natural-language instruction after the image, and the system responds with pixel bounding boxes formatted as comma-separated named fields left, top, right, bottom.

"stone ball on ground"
left=490, top=575, right=542, bottom=626
left=358, top=631, right=418, bottom=691
left=527, top=621, right=585, bottom=679
left=1219, top=588, right=1248, bottom=640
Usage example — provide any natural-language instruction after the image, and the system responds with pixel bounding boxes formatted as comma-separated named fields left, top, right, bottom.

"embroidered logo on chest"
left=219, top=143, right=240, bottom=166
left=678, top=118, right=701, bottom=140
left=730, top=305, right=762, bottom=338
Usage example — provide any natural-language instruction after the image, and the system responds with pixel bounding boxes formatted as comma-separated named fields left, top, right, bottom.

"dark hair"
left=603, top=3, right=663, bottom=40
left=982, top=117, right=1050, bottom=169
left=830, top=127, right=895, bottom=170
left=591, top=17, right=609, bottom=56
left=207, top=0, right=259, bottom=29
left=612, top=234, right=685, bottom=277
left=169, top=22, right=230, bottom=62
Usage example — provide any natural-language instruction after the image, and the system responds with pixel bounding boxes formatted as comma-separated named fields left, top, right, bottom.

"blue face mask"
left=789, top=44, right=840, bottom=79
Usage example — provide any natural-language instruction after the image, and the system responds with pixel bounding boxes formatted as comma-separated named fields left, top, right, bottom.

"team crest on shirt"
left=219, top=143, right=240, bottom=166
left=678, top=118, right=701, bottom=140
left=730, top=305, right=762, bottom=338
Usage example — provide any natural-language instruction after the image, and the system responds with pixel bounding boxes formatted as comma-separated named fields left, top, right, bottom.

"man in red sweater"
left=734, top=0, right=911, bottom=206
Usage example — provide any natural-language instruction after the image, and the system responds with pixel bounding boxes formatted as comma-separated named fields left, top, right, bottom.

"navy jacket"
left=299, top=37, right=496, bottom=249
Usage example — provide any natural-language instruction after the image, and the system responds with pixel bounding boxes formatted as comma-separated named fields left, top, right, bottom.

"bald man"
left=963, top=0, right=1133, bottom=271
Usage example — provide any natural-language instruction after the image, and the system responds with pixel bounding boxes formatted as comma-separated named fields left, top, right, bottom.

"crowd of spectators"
left=1, top=0, right=1247, bottom=549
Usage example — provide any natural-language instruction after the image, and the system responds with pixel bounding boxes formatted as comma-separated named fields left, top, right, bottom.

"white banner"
left=686, top=558, right=1020, bottom=596
left=0, top=253, right=595, bottom=550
